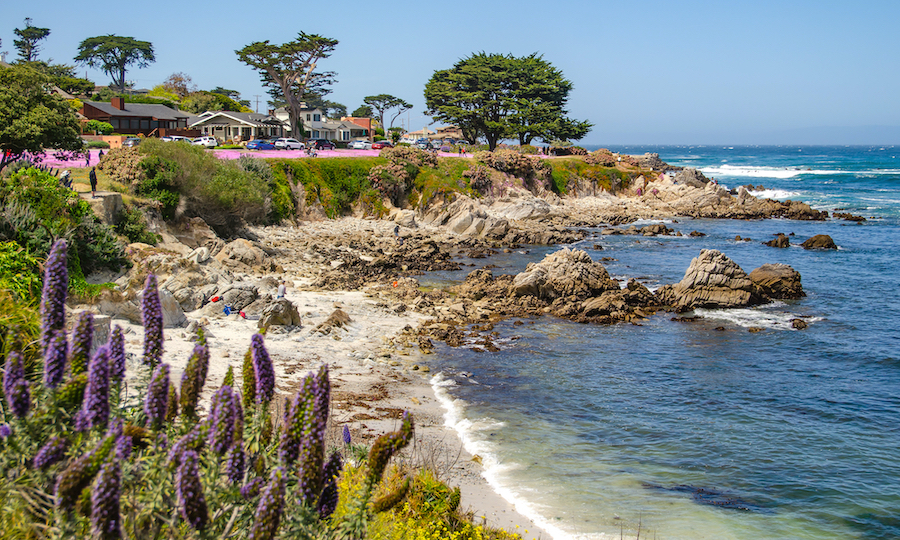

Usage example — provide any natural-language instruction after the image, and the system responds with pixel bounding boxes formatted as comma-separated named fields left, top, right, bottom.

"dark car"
left=371, top=140, right=393, bottom=150
left=246, top=139, right=276, bottom=151
left=122, top=137, right=141, bottom=147
left=307, top=139, right=335, bottom=150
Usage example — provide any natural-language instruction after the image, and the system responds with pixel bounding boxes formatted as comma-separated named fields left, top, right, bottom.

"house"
left=341, top=117, right=373, bottom=141
left=272, top=107, right=370, bottom=142
left=79, top=97, right=194, bottom=137
left=190, top=111, right=286, bottom=143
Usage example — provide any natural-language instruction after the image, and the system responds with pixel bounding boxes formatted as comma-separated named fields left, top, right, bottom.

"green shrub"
left=271, top=158, right=382, bottom=218
left=85, top=140, right=110, bottom=149
left=137, top=155, right=181, bottom=219
left=548, top=158, right=633, bottom=194
left=114, top=205, right=160, bottom=245
left=0, top=242, right=43, bottom=303
left=85, top=120, right=114, bottom=135
left=96, top=147, right=145, bottom=185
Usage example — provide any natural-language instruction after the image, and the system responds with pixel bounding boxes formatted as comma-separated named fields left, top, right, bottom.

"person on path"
left=276, top=281, right=286, bottom=299
left=89, top=167, right=98, bottom=198
left=98, top=149, right=105, bottom=160
left=85, top=152, right=90, bottom=167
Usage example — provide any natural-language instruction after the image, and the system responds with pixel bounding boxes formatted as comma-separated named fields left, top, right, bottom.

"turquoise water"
left=427, top=146, right=900, bottom=539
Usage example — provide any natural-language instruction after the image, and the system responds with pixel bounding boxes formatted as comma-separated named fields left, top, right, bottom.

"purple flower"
left=141, top=274, right=164, bottom=367
left=91, top=458, right=122, bottom=540
left=240, top=477, right=264, bottom=499
left=115, top=435, right=132, bottom=461
left=107, top=325, right=126, bottom=382
left=366, top=410, right=414, bottom=488
left=144, top=364, right=169, bottom=429
left=34, top=436, right=69, bottom=469
left=168, top=427, right=205, bottom=467
left=226, top=442, right=245, bottom=484
left=176, top=450, right=208, bottom=531
left=56, top=423, right=121, bottom=512
left=342, top=424, right=352, bottom=445
left=232, top=394, right=244, bottom=443
left=179, top=344, right=207, bottom=420
left=278, top=394, right=301, bottom=466
left=43, top=329, right=68, bottom=389
left=0, top=424, right=11, bottom=438
left=317, top=451, right=343, bottom=518
left=69, top=311, right=94, bottom=375
left=248, top=467, right=285, bottom=540
left=208, top=385, right=235, bottom=455
left=40, top=239, right=68, bottom=353
left=79, top=345, right=111, bottom=430
left=7, top=377, right=30, bottom=418
left=165, top=384, right=179, bottom=423
left=296, top=365, right=330, bottom=505
left=250, top=334, right=275, bottom=403
left=3, top=351, right=25, bottom=398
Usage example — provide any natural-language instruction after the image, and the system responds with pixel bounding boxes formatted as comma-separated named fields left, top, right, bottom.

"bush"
left=585, top=148, right=617, bottom=166
left=474, top=149, right=551, bottom=190
left=85, top=140, right=111, bottom=149
left=271, top=158, right=383, bottom=218
left=137, top=155, right=181, bottom=219
left=0, top=244, right=431, bottom=539
left=85, top=120, right=114, bottom=135
left=114, top=205, right=160, bottom=245
left=0, top=242, right=43, bottom=303
left=96, top=147, right=145, bottom=185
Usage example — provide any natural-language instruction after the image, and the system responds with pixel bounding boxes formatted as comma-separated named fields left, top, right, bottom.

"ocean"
left=422, top=146, right=900, bottom=539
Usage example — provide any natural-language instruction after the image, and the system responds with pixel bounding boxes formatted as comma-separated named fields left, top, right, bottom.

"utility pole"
left=254, top=95, right=262, bottom=113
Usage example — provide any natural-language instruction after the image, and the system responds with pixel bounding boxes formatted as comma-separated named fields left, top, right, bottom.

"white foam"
left=748, top=189, right=802, bottom=200
left=692, top=304, right=820, bottom=330
left=701, top=164, right=900, bottom=180
left=430, top=373, right=589, bottom=540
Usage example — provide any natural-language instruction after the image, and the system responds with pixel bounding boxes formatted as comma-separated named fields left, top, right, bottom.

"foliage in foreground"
left=0, top=239, right=422, bottom=539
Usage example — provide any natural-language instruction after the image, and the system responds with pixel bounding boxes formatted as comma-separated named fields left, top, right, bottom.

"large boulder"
left=765, top=233, right=791, bottom=248
left=219, top=284, right=259, bottom=311
left=257, top=298, right=302, bottom=329
left=749, top=264, right=805, bottom=300
left=674, top=168, right=710, bottom=189
left=662, top=249, right=754, bottom=309
left=801, top=234, right=837, bottom=249
left=511, top=248, right=619, bottom=301
left=215, top=239, right=269, bottom=268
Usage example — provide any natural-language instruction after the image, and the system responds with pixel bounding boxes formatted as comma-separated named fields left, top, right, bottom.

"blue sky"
left=3, top=0, right=899, bottom=144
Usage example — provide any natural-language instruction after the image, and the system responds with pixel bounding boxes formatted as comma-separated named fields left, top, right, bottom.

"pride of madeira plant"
left=0, top=238, right=414, bottom=539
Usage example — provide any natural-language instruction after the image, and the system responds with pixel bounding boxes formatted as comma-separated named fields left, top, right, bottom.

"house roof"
left=190, top=111, right=283, bottom=128
left=84, top=100, right=188, bottom=121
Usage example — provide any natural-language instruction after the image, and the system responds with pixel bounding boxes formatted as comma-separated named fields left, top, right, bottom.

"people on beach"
left=89, top=167, right=98, bottom=198
left=276, top=281, right=286, bottom=299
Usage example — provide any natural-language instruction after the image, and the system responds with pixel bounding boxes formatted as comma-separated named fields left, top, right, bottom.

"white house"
left=190, top=111, right=286, bottom=142
left=272, top=107, right=369, bottom=142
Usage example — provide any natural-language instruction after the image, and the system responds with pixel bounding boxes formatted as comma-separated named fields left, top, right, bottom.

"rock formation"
left=801, top=234, right=837, bottom=249
left=656, top=249, right=754, bottom=309
left=749, top=264, right=805, bottom=300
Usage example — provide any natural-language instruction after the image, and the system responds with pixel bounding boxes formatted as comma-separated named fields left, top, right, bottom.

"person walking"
left=276, top=281, right=286, bottom=299
left=85, top=152, right=91, bottom=167
left=98, top=149, right=105, bottom=160
left=89, top=167, right=98, bottom=198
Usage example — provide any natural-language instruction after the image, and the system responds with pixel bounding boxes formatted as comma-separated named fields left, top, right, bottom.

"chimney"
left=111, top=97, right=125, bottom=110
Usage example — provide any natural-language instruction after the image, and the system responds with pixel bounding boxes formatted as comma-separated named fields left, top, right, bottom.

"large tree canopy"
left=424, top=52, right=591, bottom=150
left=74, top=35, right=155, bottom=92
left=236, top=33, right=338, bottom=138
left=363, top=94, right=412, bottom=134
left=13, top=18, right=50, bottom=63
left=0, top=64, right=83, bottom=171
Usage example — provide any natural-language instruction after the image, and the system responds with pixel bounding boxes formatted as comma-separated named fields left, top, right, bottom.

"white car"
left=273, top=137, right=304, bottom=150
left=160, top=135, right=192, bottom=143
left=191, top=136, right=218, bottom=148
left=349, top=140, right=372, bottom=150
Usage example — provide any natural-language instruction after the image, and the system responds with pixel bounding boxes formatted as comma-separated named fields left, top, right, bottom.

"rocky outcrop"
left=511, top=248, right=620, bottom=301
left=765, top=233, right=790, bottom=248
left=657, top=249, right=754, bottom=309
left=257, top=298, right=302, bottom=330
left=749, top=264, right=805, bottom=300
left=215, top=239, right=281, bottom=272
left=674, top=168, right=710, bottom=189
left=801, top=234, right=837, bottom=249
left=85, top=193, right=124, bottom=225
left=634, top=153, right=670, bottom=171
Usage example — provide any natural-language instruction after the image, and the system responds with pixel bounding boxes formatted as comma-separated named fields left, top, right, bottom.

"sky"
left=2, top=0, right=899, bottom=145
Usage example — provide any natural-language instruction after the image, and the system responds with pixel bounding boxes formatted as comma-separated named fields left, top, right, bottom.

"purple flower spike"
left=0, top=424, right=12, bottom=438
left=80, top=345, right=111, bottom=430
left=226, top=442, right=245, bottom=484
left=317, top=451, right=343, bottom=519
left=115, top=435, right=132, bottom=461
left=250, top=334, right=275, bottom=404
left=4, top=351, right=25, bottom=398
left=141, top=274, right=164, bottom=368
left=248, top=467, right=285, bottom=540
left=179, top=344, right=207, bottom=420
left=144, top=364, right=169, bottom=429
left=8, top=377, right=31, bottom=418
left=44, top=329, right=68, bottom=389
left=40, top=239, right=68, bottom=353
left=208, top=385, right=235, bottom=455
left=240, top=477, right=264, bottom=499
left=232, top=394, right=244, bottom=443
left=91, top=458, right=122, bottom=540
left=69, top=311, right=94, bottom=375
left=107, top=325, right=126, bottom=382
left=342, top=425, right=352, bottom=445
left=34, top=436, right=69, bottom=469
left=176, top=450, right=208, bottom=531
left=296, top=365, right=330, bottom=505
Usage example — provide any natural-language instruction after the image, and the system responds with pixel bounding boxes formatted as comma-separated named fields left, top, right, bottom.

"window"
left=306, top=114, right=311, bottom=121
left=313, top=114, right=321, bottom=122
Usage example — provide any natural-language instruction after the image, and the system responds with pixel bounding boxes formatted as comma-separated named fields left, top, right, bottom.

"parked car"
left=349, top=140, right=372, bottom=150
left=415, top=138, right=430, bottom=149
left=122, top=137, right=141, bottom=148
left=246, top=139, right=276, bottom=151
left=307, top=139, right=335, bottom=150
left=161, top=135, right=192, bottom=143
left=273, top=137, right=304, bottom=150
left=192, top=136, right=218, bottom=148
left=371, top=140, right=394, bottom=150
